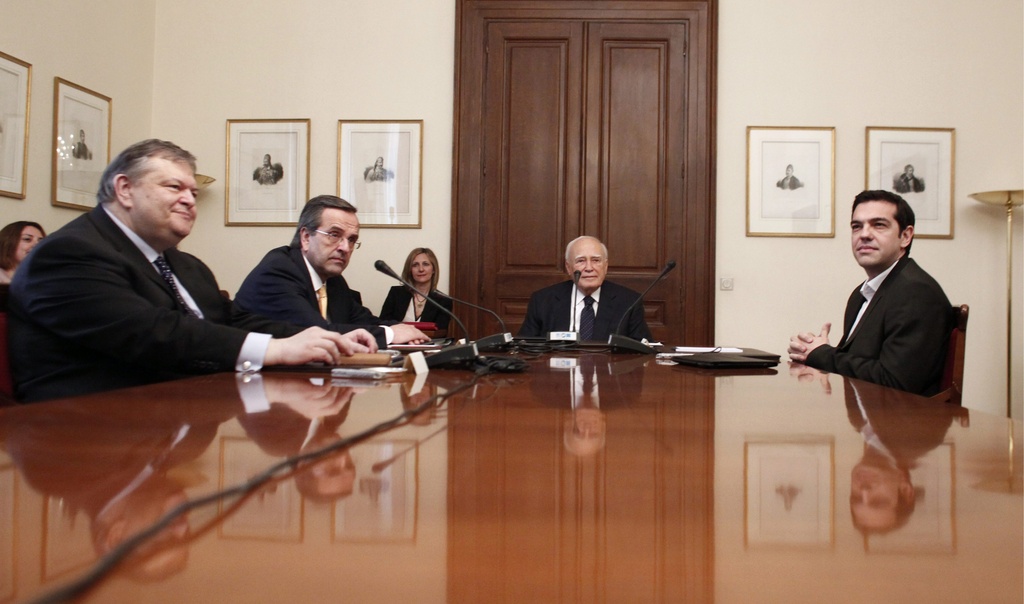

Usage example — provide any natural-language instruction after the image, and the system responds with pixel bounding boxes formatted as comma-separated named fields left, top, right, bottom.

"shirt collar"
left=573, top=284, right=601, bottom=304
left=860, top=257, right=900, bottom=303
left=302, top=254, right=325, bottom=290
left=103, top=205, right=161, bottom=262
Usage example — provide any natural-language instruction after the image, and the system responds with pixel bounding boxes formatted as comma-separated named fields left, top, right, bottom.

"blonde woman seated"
left=0, top=221, right=45, bottom=285
left=379, top=248, right=452, bottom=330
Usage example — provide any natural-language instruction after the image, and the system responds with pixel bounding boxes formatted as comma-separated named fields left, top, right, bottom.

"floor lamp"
left=968, top=189, right=1023, bottom=419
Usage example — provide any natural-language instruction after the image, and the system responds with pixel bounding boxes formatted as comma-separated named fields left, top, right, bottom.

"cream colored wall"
left=150, top=0, right=456, bottom=317
left=0, top=0, right=156, bottom=233
left=3, top=1, right=1020, bottom=418
left=715, top=0, right=1024, bottom=419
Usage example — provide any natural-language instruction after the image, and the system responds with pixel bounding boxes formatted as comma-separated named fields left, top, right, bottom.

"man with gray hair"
left=518, top=235, right=652, bottom=341
left=9, top=139, right=376, bottom=402
left=235, top=195, right=428, bottom=348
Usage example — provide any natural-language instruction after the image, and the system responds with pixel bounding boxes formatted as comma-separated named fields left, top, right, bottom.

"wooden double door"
left=452, top=1, right=716, bottom=345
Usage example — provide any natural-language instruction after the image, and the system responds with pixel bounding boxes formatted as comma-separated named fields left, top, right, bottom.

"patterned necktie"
left=316, top=284, right=329, bottom=319
left=153, top=256, right=198, bottom=317
left=579, top=295, right=595, bottom=340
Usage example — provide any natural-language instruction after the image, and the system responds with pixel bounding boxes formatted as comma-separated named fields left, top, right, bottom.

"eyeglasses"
left=314, top=229, right=361, bottom=249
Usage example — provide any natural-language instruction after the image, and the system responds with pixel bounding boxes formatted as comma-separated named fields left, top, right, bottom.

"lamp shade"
left=195, top=174, right=217, bottom=190
left=969, top=190, right=1023, bottom=206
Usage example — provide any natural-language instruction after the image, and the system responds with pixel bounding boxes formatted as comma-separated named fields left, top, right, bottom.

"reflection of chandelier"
left=55, top=132, right=75, bottom=164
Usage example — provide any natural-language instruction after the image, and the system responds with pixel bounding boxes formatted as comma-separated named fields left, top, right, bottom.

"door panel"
left=453, top=0, right=715, bottom=345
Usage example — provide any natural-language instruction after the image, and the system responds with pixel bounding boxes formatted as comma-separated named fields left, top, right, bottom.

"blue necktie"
left=154, top=256, right=198, bottom=317
left=579, top=295, right=595, bottom=340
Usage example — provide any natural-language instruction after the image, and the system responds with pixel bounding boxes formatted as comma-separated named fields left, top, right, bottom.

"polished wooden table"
left=0, top=352, right=1021, bottom=603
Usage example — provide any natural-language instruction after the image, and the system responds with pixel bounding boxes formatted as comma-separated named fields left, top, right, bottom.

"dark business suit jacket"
left=8, top=207, right=301, bottom=402
left=379, top=285, right=453, bottom=329
left=234, top=246, right=391, bottom=348
left=806, top=256, right=952, bottom=396
left=518, top=280, right=652, bottom=342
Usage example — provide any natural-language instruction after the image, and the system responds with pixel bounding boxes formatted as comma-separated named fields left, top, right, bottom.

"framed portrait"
left=866, top=127, right=955, bottom=239
left=746, top=126, right=835, bottom=237
left=744, top=436, right=834, bottom=549
left=225, top=119, right=310, bottom=226
left=337, top=120, right=423, bottom=228
left=333, top=439, right=418, bottom=543
left=0, top=51, right=31, bottom=199
left=51, top=77, right=110, bottom=210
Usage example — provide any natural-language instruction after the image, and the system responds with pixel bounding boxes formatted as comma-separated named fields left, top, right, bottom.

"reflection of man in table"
left=776, top=164, right=803, bottom=190
left=843, top=379, right=960, bottom=535
left=892, top=164, right=924, bottom=193
left=253, top=153, right=284, bottom=185
left=363, top=156, right=394, bottom=182
left=238, top=377, right=359, bottom=502
left=72, top=129, right=93, bottom=160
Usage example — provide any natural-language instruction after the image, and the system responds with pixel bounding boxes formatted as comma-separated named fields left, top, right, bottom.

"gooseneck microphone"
left=608, top=260, right=677, bottom=354
left=571, top=270, right=582, bottom=333
left=432, top=290, right=513, bottom=352
left=374, top=260, right=479, bottom=367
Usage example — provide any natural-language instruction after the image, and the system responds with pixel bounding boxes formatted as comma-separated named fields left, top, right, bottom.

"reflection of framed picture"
left=338, top=120, right=423, bottom=228
left=866, top=127, right=955, bottom=239
left=219, top=437, right=304, bottom=542
left=0, top=51, right=31, bottom=199
left=333, top=439, right=418, bottom=543
left=0, top=466, right=16, bottom=600
left=225, top=119, right=310, bottom=226
left=747, top=126, right=835, bottom=237
left=744, top=436, right=834, bottom=548
left=51, top=77, right=110, bottom=210
left=42, top=495, right=95, bottom=582
left=867, top=443, right=955, bottom=554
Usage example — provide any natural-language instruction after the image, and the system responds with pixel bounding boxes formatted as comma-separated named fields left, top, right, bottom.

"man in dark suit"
left=788, top=190, right=952, bottom=396
left=8, top=140, right=377, bottom=402
left=234, top=195, right=428, bottom=348
left=518, top=236, right=652, bottom=342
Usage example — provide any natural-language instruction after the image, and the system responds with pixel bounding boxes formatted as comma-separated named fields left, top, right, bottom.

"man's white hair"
left=564, top=236, right=608, bottom=263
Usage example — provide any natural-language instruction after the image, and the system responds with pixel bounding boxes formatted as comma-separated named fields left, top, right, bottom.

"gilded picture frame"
left=746, top=126, right=836, bottom=237
left=51, top=77, right=110, bottom=210
left=225, top=118, right=310, bottom=226
left=337, top=120, right=423, bottom=228
left=866, top=127, right=955, bottom=239
left=0, top=50, right=31, bottom=200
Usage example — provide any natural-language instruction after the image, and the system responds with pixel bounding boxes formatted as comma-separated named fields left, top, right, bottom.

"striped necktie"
left=579, top=296, right=595, bottom=340
left=153, top=256, right=198, bottom=317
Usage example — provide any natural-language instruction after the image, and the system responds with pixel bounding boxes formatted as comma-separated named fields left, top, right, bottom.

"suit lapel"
left=550, top=283, right=572, bottom=331
left=89, top=207, right=174, bottom=296
left=840, top=256, right=911, bottom=348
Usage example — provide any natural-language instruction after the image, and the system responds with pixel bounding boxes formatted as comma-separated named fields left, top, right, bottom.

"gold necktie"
left=316, top=284, right=328, bottom=319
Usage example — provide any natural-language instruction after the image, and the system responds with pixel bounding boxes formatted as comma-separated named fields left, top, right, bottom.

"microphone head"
left=665, top=260, right=677, bottom=271
left=374, top=260, right=397, bottom=278
left=573, top=270, right=582, bottom=284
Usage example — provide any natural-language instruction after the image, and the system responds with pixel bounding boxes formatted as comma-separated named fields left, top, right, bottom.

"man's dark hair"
left=290, top=195, right=357, bottom=247
left=852, top=189, right=916, bottom=254
left=96, top=139, right=197, bottom=205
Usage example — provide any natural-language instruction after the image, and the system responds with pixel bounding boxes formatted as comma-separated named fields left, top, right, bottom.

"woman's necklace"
left=413, top=290, right=428, bottom=319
